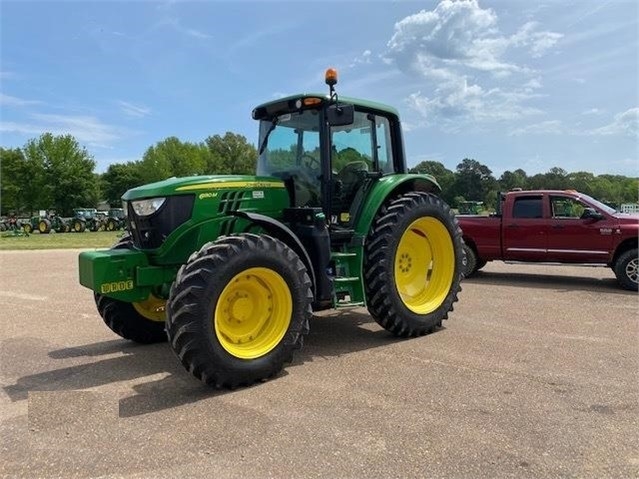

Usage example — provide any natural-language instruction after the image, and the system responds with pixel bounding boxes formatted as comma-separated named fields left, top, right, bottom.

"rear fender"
left=353, top=174, right=441, bottom=236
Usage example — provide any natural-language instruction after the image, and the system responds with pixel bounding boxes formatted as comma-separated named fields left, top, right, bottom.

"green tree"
left=22, top=133, right=98, bottom=216
left=101, top=162, right=144, bottom=206
left=205, top=132, right=257, bottom=174
left=408, top=160, right=455, bottom=203
left=498, top=169, right=528, bottom=191
left=138, top=137, right=210, bottom=183
left=14, top=140, right=49, bottom=215
left=451, top=158, right=497, bottom=203
left=0, top=148, right=27, bottom=215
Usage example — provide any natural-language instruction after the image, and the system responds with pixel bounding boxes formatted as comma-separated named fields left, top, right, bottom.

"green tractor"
left=457, top=201, right=484, bottom=215
left=71, top=208, right=104, bottom=232
left=79, top=69, right=464, bottom=388
left=22, top=214, right=53, bottom=234
left=105, top=208, right=126, bottom=231
left=48, top=213, right=71, bottom=233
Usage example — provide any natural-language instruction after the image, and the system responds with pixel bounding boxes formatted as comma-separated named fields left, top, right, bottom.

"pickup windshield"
left=578, top=193, right=617, bottom=215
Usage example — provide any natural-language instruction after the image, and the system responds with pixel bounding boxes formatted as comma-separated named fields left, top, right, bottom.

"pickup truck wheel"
left=166, top=234, right=312, bottom=388
left=364, top=192, right=464, bottom=336
left=462, top=243, right=479, bottom=277
left=614, top=248, right=638, bottom=291
left=93, top=235, right=168, bottom=343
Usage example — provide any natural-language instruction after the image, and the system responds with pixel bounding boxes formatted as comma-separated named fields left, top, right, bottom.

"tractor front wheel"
left=23, top=223, right=33, bottom=234
left=167, top=233, right=312, bottom=388
left=364, top=192, right=463, bottom=336
left=93, top=235, right=167, bottom=343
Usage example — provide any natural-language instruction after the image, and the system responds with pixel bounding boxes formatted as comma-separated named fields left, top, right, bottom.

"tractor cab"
left=254, top=69, right=405, bottom=231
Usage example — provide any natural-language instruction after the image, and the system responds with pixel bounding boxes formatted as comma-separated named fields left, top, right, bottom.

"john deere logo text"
left=100, top=280, right=134, bottom=294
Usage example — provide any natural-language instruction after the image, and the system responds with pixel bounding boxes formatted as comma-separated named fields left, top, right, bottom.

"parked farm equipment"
left=71, top=208, right=104, bottom=232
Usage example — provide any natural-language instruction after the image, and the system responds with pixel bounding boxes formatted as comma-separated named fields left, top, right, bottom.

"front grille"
left=127, top=195, right=195, bottom=249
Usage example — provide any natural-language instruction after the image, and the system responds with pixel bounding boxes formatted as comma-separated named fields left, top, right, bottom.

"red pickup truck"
left=458, top=190, right=639, bottom=290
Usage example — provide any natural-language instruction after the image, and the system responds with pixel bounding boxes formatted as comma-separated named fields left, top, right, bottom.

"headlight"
left=131, top=197, right=166, bottom=217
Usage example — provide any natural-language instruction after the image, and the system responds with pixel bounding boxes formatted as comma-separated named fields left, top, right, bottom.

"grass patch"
left=0, top=230, right=125, bottom=250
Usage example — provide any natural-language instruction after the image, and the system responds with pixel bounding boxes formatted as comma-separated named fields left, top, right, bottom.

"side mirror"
left=327, top=103, right=354, bottom=126
left=581, top=207, right=604, bottom=221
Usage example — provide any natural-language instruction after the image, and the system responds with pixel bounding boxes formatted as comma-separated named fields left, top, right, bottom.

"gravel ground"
left=1, top=249, right=637, bottom=478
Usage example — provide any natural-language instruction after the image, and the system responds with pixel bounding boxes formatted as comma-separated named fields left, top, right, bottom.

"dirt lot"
left=1, top=249, right=637, bottom=478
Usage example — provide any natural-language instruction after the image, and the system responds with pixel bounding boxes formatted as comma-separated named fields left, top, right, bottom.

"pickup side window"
left=550, top=196, right=586, bottom=219
left=512, top=196, right=543, bottom=218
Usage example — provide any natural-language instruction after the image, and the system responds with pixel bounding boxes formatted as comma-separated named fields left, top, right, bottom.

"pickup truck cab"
left=459, top=190, right=639, bottom=290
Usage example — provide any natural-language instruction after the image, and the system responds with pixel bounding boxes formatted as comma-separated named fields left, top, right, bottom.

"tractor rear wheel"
left=93, top=235, right=167, bottom=343
left=166, top=233, right=312, bottom=388
left=95, top=294, right=168, bottom=343
left=38, top=219, right=51, bottom=234
left=364, top=192, right=463, bottom=336
left=107, top=219, right=117, bottom=231
left=73, top=219, right=86, bottom=232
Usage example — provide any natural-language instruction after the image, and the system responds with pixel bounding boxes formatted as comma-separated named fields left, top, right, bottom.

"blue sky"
left=1, top=0, right=637, bottom=177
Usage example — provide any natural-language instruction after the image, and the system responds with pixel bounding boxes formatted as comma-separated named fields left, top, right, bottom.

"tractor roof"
left=253, top=93, right=400, bottom=119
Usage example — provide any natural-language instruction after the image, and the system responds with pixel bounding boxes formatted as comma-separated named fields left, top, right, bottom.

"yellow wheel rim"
left=133, top=294, right=167, bottom=322
left=215, top=267, right=292, bottom=359
left=39, top=222, right=46, bottom=232
left=394, top=217, right=455, bottom=314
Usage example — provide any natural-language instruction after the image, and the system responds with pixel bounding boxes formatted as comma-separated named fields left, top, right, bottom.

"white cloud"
left=384, top=0, right=562, bottom=127
left=117, top=100, right=151, bottom=118
left=386, top=1, right=562, bottom=79
left=509, top=120, right=565, bottom=136
left=591, top=108, right=639, bottom=138
left=0, top=113, right=125, bottom=148
left=0, top=93, right=42, bottom=107
left=406, top=74, right=543, bottom=127
left=582, top=108, right=602, bottom=115
left=349, top=50, right=372, bottom=68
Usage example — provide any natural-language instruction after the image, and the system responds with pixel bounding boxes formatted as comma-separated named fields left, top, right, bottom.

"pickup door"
left=503, top=194, right=547, bottom=261
left=546, top=194, right=612, bottom=263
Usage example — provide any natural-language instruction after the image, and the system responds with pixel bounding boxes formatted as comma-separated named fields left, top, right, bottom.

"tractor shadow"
left=3, top=310, right=442, bottom=417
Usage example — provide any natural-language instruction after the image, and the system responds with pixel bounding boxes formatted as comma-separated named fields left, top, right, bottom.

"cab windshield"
left=256, top=109, right=322, bottom=206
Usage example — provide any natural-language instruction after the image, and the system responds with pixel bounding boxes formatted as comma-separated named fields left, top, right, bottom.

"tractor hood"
left=121, top=175, right=286, bottom=201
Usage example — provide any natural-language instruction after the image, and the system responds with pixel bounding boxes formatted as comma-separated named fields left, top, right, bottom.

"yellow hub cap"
left=394, top=217, right=455, bottom=314
left=132, top=294, right=167, bottom=322
left=215, top=267, right=292, bottom=359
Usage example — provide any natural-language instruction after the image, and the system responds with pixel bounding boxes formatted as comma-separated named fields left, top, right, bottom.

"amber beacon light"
left=325, top=68, right=338, bottom=86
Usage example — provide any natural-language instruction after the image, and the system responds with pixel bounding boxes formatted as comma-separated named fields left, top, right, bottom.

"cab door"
left=503, top=195, right=547, bottom=261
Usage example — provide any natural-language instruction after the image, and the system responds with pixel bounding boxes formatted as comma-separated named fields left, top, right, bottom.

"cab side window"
left=550, top=196, right=585, bottom=219
left=512, top=196, right=543, bottom=218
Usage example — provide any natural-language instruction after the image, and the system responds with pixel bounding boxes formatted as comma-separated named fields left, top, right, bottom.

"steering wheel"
left=301, top=153, right=320, bottom=170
